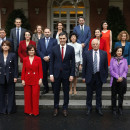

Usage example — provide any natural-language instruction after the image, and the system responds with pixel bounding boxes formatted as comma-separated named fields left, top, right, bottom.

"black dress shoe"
left=86, top=109, right=92, bottom=116
left=63, top=110, right=68, bottom=117
left=53, top=109, right=58, bottom=117
left=96, top=109, right=103, bottom=116
left=118, top=108, right=123, bottom=115
left=112, top=110, right=117, bottom=115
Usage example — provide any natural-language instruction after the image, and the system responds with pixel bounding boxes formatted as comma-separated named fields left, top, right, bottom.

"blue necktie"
left=46, top=38, right=49, bottom=49
left=93, top=51, right=97, bottom=74
left=17, top=28, right=20, bottom=45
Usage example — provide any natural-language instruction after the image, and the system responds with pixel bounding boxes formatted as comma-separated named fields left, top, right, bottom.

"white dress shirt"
left=60, top=44, right=66, bottom=59
left=80, top=25, right=84, bottom=31
left=0, top=37, right=6, bottom=46
left=93, top=49, right=100, bottom=72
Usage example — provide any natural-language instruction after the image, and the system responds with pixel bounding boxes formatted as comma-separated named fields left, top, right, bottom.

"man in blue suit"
left=73, top=16, right=91, bottom=53
left=37, top=28, right=57, bottom=94
left=50, top=32, right=75, bottom=117
left=0, top=28, right=12, bottom=52
left=82, top=39, right=108, bottom=116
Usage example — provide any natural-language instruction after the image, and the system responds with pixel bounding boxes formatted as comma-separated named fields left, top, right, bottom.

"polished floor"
left=0, top=109, right=130, bottom=130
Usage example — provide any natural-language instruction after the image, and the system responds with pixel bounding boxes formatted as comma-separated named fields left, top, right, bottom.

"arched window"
left=52, top=0, right=85, bottom=36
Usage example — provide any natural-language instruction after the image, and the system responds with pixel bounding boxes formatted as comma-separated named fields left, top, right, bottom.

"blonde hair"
left=34, top=25, right=44, bottom=34
left=117, top=31, right=129, bottom=41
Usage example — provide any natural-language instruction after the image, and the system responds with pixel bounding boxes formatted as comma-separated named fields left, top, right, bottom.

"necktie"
left=17, top=28, right=20, bottom=45
left=81, top=25, right=84, bottom=34
left=61, top=47, right=64, bottom=61
left=46, top=38, right=49, bottom=49
left=93, top=51, right=97, bottom=74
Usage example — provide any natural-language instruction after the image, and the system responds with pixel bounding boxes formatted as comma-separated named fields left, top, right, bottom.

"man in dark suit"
left=37, top=28, right=57, bottom=94
left=10, top=18, right=26, bottom=53
left=0, top=28, right=12, bottom=52
left=50, top=32, right=75, bottom=117
left=73, top=16, right=91, bottom=53
left=82, top=39, right=108, bottom=116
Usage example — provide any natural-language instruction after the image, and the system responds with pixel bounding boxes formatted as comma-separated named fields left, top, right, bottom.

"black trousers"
left=0, top=76, right=16, bottom=114
left=53, top=72, right=70, bottom=110
left=111, top=78, right=126, bottom=110
left=86, top=72, right=103, bottom=110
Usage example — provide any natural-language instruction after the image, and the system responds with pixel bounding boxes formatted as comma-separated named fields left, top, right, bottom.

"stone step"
left=15, top=83, right=130, bottom=91
left=16, top=99, right=130, bottom=109
left=15, top=91, right=130, bottom=100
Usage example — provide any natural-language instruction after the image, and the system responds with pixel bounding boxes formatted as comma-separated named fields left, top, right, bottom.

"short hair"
left=34, top=25, right=44, bottom=34
left=44, top=27, right=51, bottom=32
left=59, top=32, right=67, bottom=38
left=94, top=28, right=102, bottom=38
left=114, top=46, right=123, bottom=57
left=24, top=30, right=32, bottom=39
left=15, top=18, right=22, bottom=22
left=0, top=28, right=6, bottom=32
left=69, top=32, right=78, bottom=42
left=78, top=16, right=85, bottom=21
left=117, top=31, right=129, bottom=41
left=101, top=20, right=108, bottom=30
left=56, top=22, right=64, bottom=29
left=91, top=39, right=100, bottom=45
left=26, top=44, right=36, bottom=55
left=1, top=40, right=11, bottom=52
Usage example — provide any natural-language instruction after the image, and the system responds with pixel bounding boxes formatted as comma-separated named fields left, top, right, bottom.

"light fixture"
left=1, top=8, right=7, bottom=15
left=97, top=8, right=102, bottom=15
left=35, top=8, right=39, bottom=14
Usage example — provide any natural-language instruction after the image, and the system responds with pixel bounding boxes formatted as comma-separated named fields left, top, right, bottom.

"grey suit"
left=32, top=33, right=44, bottom=46
left=10, top=27, right=26, bottom=52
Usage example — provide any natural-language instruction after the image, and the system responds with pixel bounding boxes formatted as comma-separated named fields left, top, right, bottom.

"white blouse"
left=68, top=42, right=82, bottom=64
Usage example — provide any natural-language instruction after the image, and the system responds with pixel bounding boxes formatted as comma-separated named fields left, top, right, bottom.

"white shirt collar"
left=16, top=27, right=21, bottom=30
left=60, top=44, right=66, bottom=48
left=93, top=49, right=99, bottom=54
left=45, top=37, right=50, bottom=40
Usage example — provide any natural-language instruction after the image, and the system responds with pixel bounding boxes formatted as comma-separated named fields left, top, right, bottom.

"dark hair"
left=56, top=22, right=64, bottom=30
left=59, top=32, right=67, bottom=38
left=0, top=28, right=6, bottom=32
left=44, top=27, right=51, bottom=32
left=69, top=32, right=78, bottom=42
left=78, top=16, right=85, bottom=21
left=24, top=30, right=32, bottom=39
left=114, top=46, right=123, bottom=57
left=34, top=25, right=44, bottom=34
left=26, top=44, right=36, bottom=55
left=101, top=20, right=108, bottom=30
left=94, top=28, right=102, bottom=38
left=1, top=40, right=11, bottom=52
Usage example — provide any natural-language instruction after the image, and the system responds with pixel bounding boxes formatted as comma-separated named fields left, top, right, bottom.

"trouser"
left=111, top=78, right=126, bottom=110
left=53, top=73, right=70, bottom=110
left=0, top=76, right=16, bottom=114
left=86, top=72, right=103, bottom=110
left=24, top=85, right=40, bottom=115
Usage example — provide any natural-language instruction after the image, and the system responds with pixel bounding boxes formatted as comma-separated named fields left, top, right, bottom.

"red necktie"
left=61, top=47, right=64, bottom=61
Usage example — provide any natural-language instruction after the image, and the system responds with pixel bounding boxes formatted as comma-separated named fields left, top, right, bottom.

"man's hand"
left=22, top=80, right=25, bottom=86
left=81, top=43, right=85, bottom=48
left=79, top=64, right=82, bottom=71
left=50, top=76, right=54, bottom=82
left=43, top=56, right=50, bottom=62
left=69, top=76, right=74, bottom=82
left=14, top=78, right=17, bottom=83
left=39, top=79, right=42, bottom=85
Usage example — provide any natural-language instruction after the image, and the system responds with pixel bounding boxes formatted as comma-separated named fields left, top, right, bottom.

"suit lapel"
left=57, top=45, right=62, bottom=61
left=6, top=53, right=11, bottom=66
left=0, top=53, right=4, bottom=63
left=63, top=45, right=69, bottom=61
left=47, top=38, right=52, bottom=50
left=99, top=50, right=103, bottom=69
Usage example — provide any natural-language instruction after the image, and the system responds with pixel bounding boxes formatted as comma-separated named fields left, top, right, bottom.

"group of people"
left=0, top=16, right=130, bottom=117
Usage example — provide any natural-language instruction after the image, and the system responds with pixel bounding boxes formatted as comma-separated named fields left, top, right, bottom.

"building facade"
left=0, top=0, right=130, bottom=36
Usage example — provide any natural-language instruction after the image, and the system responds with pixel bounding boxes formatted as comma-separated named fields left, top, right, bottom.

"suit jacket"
left=82, top=49, right=108, bottom=84
left=37, top=37, right=57, bottom=59
left=0, top=52, right=18, bottom=84
left=21, top=56, right=43, bottom=85
left=115, top=41, right=130, bottom=65
left=110, top=57, right=128, bottom=86
left=32, top=33, right=44, bottom=46
left=18, top=40, right=36, bottom=63
left=50, top=44, right=75, bottom=79
left=89, top=38, right=107, bottom=52
left=73, top=25, right=91, bottom=50
left=10, top=27, right=26, bottom=52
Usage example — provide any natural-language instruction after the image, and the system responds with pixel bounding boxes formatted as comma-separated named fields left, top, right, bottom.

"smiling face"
left=0, top=30, right=6, bottom=39
left=2, top=43, right=10, bottom=51
left=78, top=18, right=85, bottom=26
left=121, top=33, right=127, bottom=41
left=44, top=28, right=51, bottom=38
left=102, top=22, right=108, bottom=30
left=71, top=35, right=77, bottom=43
left=37, top=26, right=42, bottom=33
left=59, top=35, right=67, bottom=46
left=57, top=23, right=63, bottom=30
left=28, top=47, right=35, bottom=56
left=15, top=19, right=22, bottom=28
left=25, top=32, right=31, bottom=40
left=91, top=39, right=99, bottom=51
left=116, top=48, right=122, bottom=57
left=95, top=29, right=101, bottom=38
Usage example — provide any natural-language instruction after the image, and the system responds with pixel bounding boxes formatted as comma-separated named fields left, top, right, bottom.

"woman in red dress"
left=18, top=30, right=36, bottom=63
left=101, top=21, right=112, bottom=66
left=89, top=28, right=107, bottom=52
left=21, top=44, right=43, bottom=116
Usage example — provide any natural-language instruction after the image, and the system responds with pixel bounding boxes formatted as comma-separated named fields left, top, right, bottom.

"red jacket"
left=18, top=40, right=36, bottom=63
left=89, top=38, right=107, bottom=52
left=21, top=56, right=43, bottom=85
